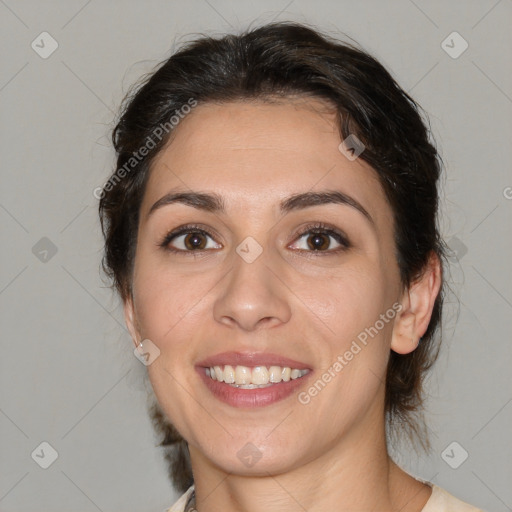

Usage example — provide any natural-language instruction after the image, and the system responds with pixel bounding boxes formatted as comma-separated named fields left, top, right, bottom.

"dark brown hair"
left=99, top=21, right=445, bottom=493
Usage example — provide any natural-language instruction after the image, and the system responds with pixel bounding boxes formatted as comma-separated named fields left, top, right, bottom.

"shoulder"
left=165, top=485, right=195, bottom=512
left=422, top=484, right=486, bottom=512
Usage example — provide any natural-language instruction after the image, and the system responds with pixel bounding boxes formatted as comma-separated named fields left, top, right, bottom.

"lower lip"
left=196, top=367, right=313, bottom=408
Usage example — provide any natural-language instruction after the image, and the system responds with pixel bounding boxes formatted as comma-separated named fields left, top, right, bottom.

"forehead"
left=142, top=99, right=391, bottom=224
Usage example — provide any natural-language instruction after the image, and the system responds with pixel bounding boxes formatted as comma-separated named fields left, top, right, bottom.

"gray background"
left=1, top=1, right=511, bottom=511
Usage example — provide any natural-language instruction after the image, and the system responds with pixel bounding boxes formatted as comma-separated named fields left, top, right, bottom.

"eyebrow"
left=147, top=190, right=374, bottom=225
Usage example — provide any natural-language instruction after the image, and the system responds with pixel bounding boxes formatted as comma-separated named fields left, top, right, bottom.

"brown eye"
left=182, top=232, right=208, bottom=250
left=288, top=224, right=350, bottom=254
left=160, top=225, right=222, bottom=254
left=305, top=232, right=331, bottom=251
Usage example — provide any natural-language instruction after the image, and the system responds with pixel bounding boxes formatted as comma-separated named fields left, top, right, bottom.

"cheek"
left=305, top=263, right=392, bottom=338
left=302, top=263, right=396, bottom=403
left=131, top=252, right=213, bottom=341
left=299, top=269, right=395, bottom=417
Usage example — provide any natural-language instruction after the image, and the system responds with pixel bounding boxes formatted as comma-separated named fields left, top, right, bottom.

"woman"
left=98, top=22, right=483, bottom=512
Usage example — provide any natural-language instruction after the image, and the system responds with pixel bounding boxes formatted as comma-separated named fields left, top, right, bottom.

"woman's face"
left=125, top=98, right=407, bottom=476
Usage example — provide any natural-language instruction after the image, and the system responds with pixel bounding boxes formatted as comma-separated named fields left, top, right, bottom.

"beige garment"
left=166, top=483, right=485, bottom=512
left=166, top=485, right=194, bottom=512
left=421, top=484, right=485, bottom=512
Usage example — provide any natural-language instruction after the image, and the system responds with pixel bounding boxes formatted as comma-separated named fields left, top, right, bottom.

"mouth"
left=195, top=352, right=313, bottom=407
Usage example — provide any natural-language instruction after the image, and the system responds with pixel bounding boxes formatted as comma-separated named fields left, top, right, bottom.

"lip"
left=196, top=351, right=311, bottom=370
left=196, top=365, right=313, bottom=408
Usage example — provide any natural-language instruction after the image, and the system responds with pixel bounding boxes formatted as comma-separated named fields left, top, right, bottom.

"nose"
left=213, top=247, right=292, bottom=332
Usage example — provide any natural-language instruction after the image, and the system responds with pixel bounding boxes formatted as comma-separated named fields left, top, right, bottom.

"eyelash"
left=158, top=222, right=350, bottom=256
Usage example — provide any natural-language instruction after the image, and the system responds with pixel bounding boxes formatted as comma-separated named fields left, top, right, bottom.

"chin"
left=210, top=450, right=300, bottom=477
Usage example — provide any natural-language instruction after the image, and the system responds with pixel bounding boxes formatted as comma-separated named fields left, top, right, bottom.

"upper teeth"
left=206, top=365, right=309, bottom=385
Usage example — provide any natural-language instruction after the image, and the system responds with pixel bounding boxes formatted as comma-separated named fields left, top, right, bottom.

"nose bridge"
left=213, top=239, right=291, bottom=331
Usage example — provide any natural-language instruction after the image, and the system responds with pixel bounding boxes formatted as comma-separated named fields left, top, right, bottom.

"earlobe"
left=123, top=294, right=141, bottom=348
left=391, top=306, right=419, bottom=355
left=391, top=252, right=442, bottom=355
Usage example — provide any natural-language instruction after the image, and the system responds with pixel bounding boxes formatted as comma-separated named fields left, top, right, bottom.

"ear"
left=391, top=252, right=442, bottom=355
left=123, top=293, right=141, bottom=348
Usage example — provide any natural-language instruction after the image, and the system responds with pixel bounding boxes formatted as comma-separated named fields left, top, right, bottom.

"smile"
left=205, top=364, right=310, bottom=388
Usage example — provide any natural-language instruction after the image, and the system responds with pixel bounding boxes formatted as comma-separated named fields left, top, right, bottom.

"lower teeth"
left=226, top=383, right=276, bottom=389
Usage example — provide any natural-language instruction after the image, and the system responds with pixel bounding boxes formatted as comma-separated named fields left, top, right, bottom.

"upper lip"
left=196, top=351, right=311, bottom=370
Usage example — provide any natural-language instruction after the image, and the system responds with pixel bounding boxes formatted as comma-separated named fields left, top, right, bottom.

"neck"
left=187, top=402, right=431, bottom=512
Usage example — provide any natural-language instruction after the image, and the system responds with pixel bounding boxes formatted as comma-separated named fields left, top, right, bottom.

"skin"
left=124, top=98, right=442, bottom=512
